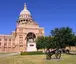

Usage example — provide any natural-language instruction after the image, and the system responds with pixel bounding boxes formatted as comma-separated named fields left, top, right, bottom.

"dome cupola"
left=19, top=3, right=31, bottom=19
left=17, top=3, right=38, bottom=26
left=20, top=3, right=31, bottom=15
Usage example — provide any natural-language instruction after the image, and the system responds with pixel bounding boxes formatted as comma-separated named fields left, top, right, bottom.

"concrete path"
left=0, top=52, right=20, bottom=58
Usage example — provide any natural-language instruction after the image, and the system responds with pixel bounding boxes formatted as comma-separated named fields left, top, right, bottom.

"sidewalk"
left=0, top=52, right=20, bottom=58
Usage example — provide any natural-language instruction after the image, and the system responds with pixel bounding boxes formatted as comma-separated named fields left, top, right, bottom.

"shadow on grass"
left=45, top=58, right=62, bottom=60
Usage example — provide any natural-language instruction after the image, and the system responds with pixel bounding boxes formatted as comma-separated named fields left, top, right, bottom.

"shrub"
left=20, top=51, right=44, bottom=55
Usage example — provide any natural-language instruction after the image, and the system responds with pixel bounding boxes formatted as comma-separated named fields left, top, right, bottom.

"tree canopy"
left=36, top=36, right=55, bottom=50
left=36, top=27, right=76, bottom=50
left=51, top=27, right=75, bottom=48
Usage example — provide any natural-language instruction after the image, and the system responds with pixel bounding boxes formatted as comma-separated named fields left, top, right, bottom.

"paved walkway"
left=0, top=52, right=20, bottom=58
left=69, top=52, right=76, bottom=55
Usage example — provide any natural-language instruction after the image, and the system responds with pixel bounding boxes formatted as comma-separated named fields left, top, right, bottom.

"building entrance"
left=26, top=32, right=37, bottom=52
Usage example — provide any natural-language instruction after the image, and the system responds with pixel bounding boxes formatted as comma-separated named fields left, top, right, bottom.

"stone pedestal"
left=27, top=42, right=37, bottom=52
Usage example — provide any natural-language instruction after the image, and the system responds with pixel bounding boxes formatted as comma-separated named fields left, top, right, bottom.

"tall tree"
left=36, top=27, right=76, bottom=51
left=36, top=36, right=55, bottom=50
left=51, top=27, right=74, bottom=49
left=72, top=35, right=76, bottom=46
left=36, top=36, right=46, bottom=50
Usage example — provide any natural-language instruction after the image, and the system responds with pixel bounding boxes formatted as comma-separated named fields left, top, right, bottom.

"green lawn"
left=0, top=52, right=15, bottom=54
left=0, top=54, right=76, bottom=64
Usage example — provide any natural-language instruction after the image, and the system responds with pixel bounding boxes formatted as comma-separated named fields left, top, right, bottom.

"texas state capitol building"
left=0, top=3, right=44, bottom=52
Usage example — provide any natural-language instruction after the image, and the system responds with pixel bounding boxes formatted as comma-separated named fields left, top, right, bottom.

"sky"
left=0, top=0, right=76, bottom=36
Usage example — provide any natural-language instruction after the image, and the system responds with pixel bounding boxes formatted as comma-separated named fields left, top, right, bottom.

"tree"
left=36, top=36, right=46, bottom=50
left=51, top=27, right=74, bottom=49
left=36, top=27, right=76, bottom=51
left=45, top=36, right=56, bottom=49
left=72, top=35, right=76, bottom=46
left=36, top=36, right=55, bottom=50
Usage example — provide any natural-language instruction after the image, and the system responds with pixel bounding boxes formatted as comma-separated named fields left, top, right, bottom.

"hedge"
left=20, top=51, right=44, bottom=55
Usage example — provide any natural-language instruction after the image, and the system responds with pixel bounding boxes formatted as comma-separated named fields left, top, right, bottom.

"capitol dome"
left=20, top=3, right=31, bottom=15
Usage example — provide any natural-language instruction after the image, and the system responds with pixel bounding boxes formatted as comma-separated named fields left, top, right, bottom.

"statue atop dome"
left=17, top=3, right=38, bottom=25
left=24, top=3, right=27, bottom=10
left=20, top=3, right=31, bottom=16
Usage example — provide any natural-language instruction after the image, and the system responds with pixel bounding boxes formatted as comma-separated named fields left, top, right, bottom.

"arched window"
left=26, top=32, right=36, bottom=42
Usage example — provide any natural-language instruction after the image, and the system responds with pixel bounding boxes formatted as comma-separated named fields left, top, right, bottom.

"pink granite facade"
left=0, top=3, right=44, bottom=52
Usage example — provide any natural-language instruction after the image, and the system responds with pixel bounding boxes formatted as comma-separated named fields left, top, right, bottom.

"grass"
left=0, top=54, right=76, bottom=64
left=0, top=52, right=9, bottom=54
left=0, top=52, right=16, bottom=54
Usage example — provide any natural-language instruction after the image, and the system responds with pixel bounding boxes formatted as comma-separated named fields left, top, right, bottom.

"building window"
left=8, top=42, right=11, bottom=46
left=19, top=37, right=22, bottom=38
left=9, top=39, right=11, bottom=41
left=4, top=39, right=7, bottom=41
left=26, top=19, right=28, bottom=21
left=13, top=43, right=15, bottom=46
left=20, top=45, right=23, bottom=47
left=4, top=43, right=7, bottom=46
left=19, top=35, right=23, bottom=39
left=0, top=42, right=1, bottom=46
left=0, top=38, right=1, bottom=41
